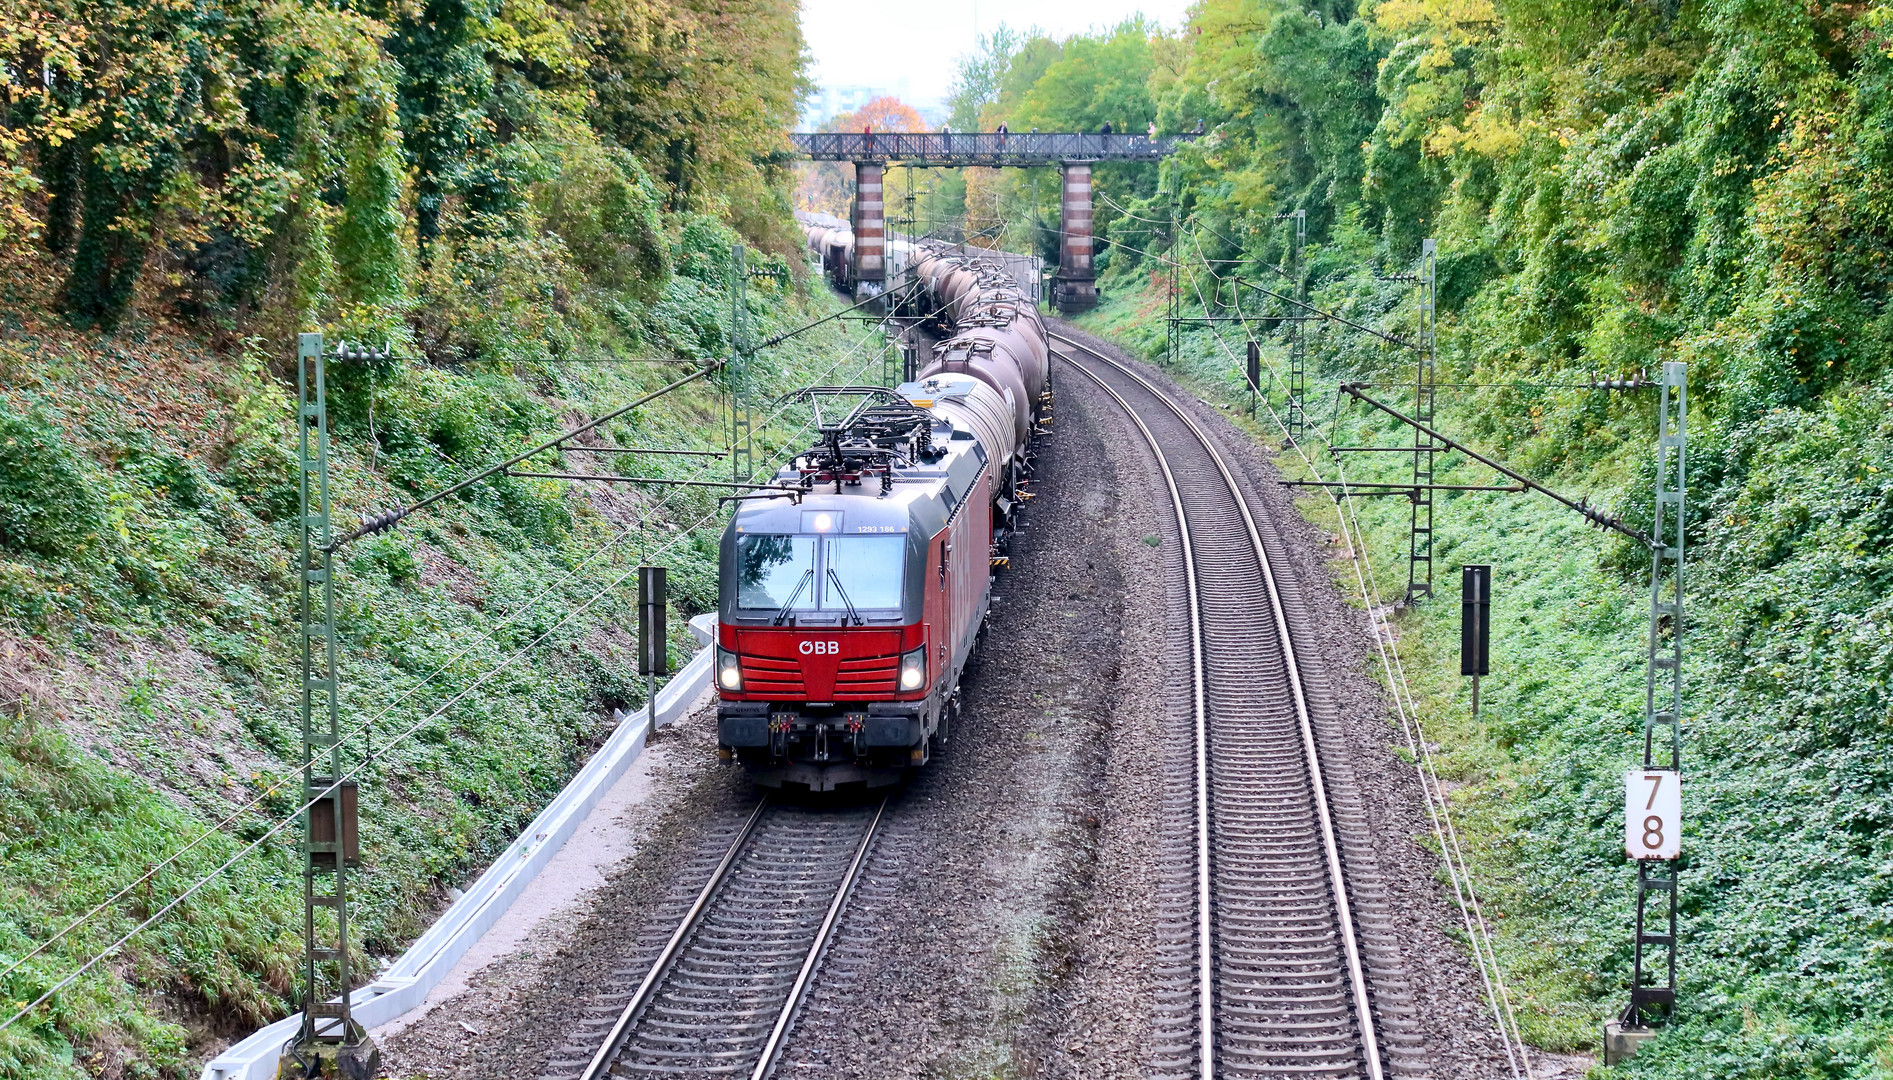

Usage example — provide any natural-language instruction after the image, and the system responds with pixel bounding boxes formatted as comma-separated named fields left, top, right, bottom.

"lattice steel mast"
left=292, top=333, right=377, bottom=1078
left=1626, top=361, right=1686, bottom=1025
left=1289, top=209, right=1308, bottom=443
left=1406, top=239, right=1438, bottom=603
left=730, top=242, right=753, bottom=485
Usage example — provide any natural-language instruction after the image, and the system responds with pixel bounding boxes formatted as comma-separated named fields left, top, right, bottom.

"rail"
left=575, top=797, right=888, bottom=1079
left=1049, top=331, right=1388, bottom=1078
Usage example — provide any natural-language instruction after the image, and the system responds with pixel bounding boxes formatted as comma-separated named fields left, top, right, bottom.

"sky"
left=798, top=0, right=1196, bottom=116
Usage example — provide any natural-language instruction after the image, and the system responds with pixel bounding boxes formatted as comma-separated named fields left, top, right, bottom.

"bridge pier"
left=852, top=161, right=885, bottom=303
left=1053, top=161, right=1097, bottom=314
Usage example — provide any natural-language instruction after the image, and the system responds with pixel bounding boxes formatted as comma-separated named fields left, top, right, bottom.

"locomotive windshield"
left=821, top=536, right=905, bottom=610
left=734, top=533, right=907, bottom=614
left=736, top=535, right=817, bottom=611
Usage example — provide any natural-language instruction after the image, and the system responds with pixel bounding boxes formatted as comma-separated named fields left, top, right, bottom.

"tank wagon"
left=795, top=210, right=918, bottom=296
left=715, top=243, right=1051, bottom=790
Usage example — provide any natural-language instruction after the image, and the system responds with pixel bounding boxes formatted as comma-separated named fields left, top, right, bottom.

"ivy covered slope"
left=0, top=225, right=875, bottom=1080
left=932, top=0, right=1893, bottom=1073
left=1315, top=386, right=1893, bottom=1079
left=0, top=1, right=840, bottom=1077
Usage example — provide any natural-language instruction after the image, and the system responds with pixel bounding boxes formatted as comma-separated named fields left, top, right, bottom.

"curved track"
left=1052, top=331, right=1419, bottom=1079
left=563, top=797, right=886, bottom=1080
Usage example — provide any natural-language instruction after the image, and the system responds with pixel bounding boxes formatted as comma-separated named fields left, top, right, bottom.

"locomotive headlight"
left=716, top=647, right=743, bottom=691
left=898, top=645, right=928, bottom=691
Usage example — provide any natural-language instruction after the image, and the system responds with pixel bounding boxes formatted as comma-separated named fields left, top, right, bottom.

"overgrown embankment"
left=929, top=0, right=1893, bottom=1071
left=0, top=1, right=829, bottom=1074
left=0, top=225, right=889, bottom=1078
left=1079, top=268, right=1893, bottom=1076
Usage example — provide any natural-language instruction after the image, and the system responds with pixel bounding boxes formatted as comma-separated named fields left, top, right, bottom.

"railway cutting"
left=21, top=2, right=1822, bottom=1073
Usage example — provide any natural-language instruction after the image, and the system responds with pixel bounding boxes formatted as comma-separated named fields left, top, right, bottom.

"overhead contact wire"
left=1331, top=469, right=1535, bottom=1078
left=1191, top=236, right=1538, bottom=1075
left=0, top=508, right=722, bottom=1041
left=577, top=331, right=904, bottom=1080
left=0, top=388, right=767, bottom=989
left=1184, top=239, right=1525, bottom=1071
left=1053, top=335, right=1385, bottom=1079
left=0, top=328, right=850, bottom=989
left=1045, top=346, right=1214, bottom=1079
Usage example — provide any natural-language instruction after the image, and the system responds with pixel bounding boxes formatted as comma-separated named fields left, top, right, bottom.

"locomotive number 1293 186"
left=1624, top=770, right=1681, bottom=860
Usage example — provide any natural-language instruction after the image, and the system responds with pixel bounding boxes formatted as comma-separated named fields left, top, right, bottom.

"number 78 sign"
left=1625, top=770, right=1681, bottom=860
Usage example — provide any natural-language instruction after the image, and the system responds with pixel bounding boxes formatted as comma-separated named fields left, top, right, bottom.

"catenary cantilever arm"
left=1339, top=383, right=1656, bottom=549
left=1236, top=279, right=1420, bottom=351
left=328, top=364, right=718, bottom=550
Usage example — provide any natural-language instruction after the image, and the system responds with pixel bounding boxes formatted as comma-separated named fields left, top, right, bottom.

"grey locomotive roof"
left=728, top=416, right=988, bottom=540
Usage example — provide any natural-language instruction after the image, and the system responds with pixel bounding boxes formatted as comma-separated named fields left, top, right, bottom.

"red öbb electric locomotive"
left=715, top=244, right=1049, bottom=790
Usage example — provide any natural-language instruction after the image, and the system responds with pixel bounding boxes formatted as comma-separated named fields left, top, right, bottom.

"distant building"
left=912, top=102, right=950, bottom=128
left=800, top=81, right=945, bottom=130
left=801, top=85, right=877, bottom=130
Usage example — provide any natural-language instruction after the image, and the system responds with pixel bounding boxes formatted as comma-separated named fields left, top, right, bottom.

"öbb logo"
left=799, top=640, right=840, bottom=656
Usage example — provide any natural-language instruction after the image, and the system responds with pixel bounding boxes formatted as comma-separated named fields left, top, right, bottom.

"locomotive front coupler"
left=719, top=701, right=931, bottom=762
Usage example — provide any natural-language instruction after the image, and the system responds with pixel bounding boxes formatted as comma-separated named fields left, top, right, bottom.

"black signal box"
left=308, top=779, right=360, bottom=869
left=1461, top=564, right=1491, bottom=677
left=638, top=566, right=668, bottom=676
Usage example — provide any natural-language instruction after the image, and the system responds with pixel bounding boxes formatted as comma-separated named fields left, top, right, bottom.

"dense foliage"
left=0, top=221, right=890, bottom=1077
left=10, top=0, right=1893, bottom=1072
left=0, top=0, right=807, bottom=336
left=964, top=0, right=1893, bottom=1071
left=0, top=3, right=858, bottom=1076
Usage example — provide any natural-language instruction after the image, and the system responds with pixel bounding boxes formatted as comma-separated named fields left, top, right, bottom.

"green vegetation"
left=0, top=3, right=899, bottom=1076
left=951, top=0, right=1893, bottom=1072
left=9, top=0, right=1893, bottom=1072
left=0, top=227, right=890, bottom=1078
left=3, top=0, right=805, bottom=335
left=1095, top=273, right=1893, bottom=1072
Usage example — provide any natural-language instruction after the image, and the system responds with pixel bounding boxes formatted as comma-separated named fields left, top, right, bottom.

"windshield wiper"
left=772, top=569, right=813, bottom=626
left=827, top=569, right=864, bottom=626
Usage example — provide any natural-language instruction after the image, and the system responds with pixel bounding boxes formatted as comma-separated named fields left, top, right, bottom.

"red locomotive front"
left=715, top=391, right=995, bottom=791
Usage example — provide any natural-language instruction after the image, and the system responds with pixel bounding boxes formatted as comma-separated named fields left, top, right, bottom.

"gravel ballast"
left=378, top=324, right=1531, bottom=1079
left=1048, top=322, right=1522, bottom=1077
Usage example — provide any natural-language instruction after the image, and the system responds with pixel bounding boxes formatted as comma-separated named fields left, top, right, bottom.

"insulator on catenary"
left=358, top=508, right=407, bottom=537
left=336, top=344, right=391, bottom=363
left=1575, top=499, right=1622, bottom=531
left=1586, top=372, right=1651, bottom=390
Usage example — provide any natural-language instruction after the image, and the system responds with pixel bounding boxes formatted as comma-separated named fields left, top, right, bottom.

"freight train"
left=714, top=240, right=1050, bottom=790
left=796, top=211, right=919, bottom=297
left=796, top=212, right=1042, bottom=304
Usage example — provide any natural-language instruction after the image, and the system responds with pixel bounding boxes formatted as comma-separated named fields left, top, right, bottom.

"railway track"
left=554, top=796, right=886, bottom=1080
left=1050, top=331, right=1426, bottom=1079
